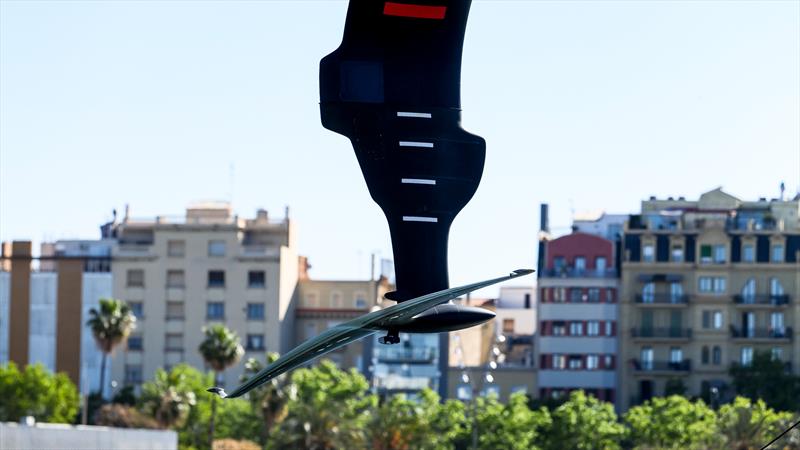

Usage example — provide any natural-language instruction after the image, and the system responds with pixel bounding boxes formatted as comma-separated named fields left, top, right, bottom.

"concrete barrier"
left=0, top=422, right=177, bottom=450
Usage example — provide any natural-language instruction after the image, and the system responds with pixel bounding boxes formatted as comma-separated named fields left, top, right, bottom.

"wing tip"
left=206, top=387, right=228, bottom=398
left=512, top=269, right=535, bottom=276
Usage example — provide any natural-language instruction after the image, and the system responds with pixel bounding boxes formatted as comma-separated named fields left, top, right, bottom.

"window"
left=698, top=276, right=726, bottom=294
left=701, top=346, right=710, bottom=364
left=671, top=246, right=684, bottom=262
left=642, top=283, right=655, bottom=303
left=568, top=356, right=583, bottom=370
left=712, top=346, right=722, bottom=365
left=206, top=302, right=225, bottom=320
left=208, top=240, right=226, bottom=257
left=246, top=334, right=265, bottom=351
left=552, top=322, right=566, bottom=336
left=247, top=303, right=265, bottom=320
left=574, top=257, right=586, bottom=272
left=127, top=335, right=143, bottom=351
left=165, top=333, right=183, bottom=351
left=167, top=240, right=185, bottom=257
left=641, top=347, right=653, bottom=370
left=772, top=245, right=784, bottom=263
left=587, top=321, right=600, bottom=336
left=127, top=269, right=145, bottom=287
left=166, top=301, right=184, bottom=320
left=553, top=256, right=566, bottom=271
left=604, top=355, right=614, bottom=369
left=586, top=355, right=599, bottom=370
left=669, top=283, right=683, bottom=303
left=569, top=288, right=583, bottom=303
left=700, top=245, right=712, bottom=264
left=208, top=270, right=225, bottom=288
left=553, top=288, right=566, bottom=303
left=569, top=322, right=584, bottom=336
left=741, top=278, right=756, bottom=303
left=552, top=354, right=566, bottom=370
left=124, top=364, right=143, bottom=384
left=587, top=288, right=600, bottom=303
left=167, top=270, right=185, bottom=288
left=743, top=244, right=755, bottom=263
left=305, top=293, right=318, bottom=307
left=606, top=288, right=615, bottom=302
left=669, top=347, right=683, bottom=363
left=713, top=245, right=726, bottom=264
left=595, top=257, right=607, bottom=273
left=771, top=347, right=783, bottom=361
left=605, top=321, right=614, bottom=336
left=128, top=301, right=143, bottom=319
left=643, top=244, right=655, bottom=262
left=770, top=312, right=785, bottom=335
left=741, top=347, right=753, bottom=366
left=503, top=319, right=515, bottom=333
left=330, top=291, right=343, bottom=307
left=702, top=310, right=723, bottom=329
left=248, top=270, right=266, bottom=288
left=524, top=293, right=531, bottom=309
left=770, top=278, right=784, bottom=296
left=355, top=292, right=368, bottom=309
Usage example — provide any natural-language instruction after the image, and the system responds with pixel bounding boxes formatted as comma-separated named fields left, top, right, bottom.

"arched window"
left=701, top=346, right=710, bottom=364
left=712, top=346, right=722, bottom=365
left=741, top=278, right=756, bottom=303
left=770, top=278, right=784, bottom=296
left=642, top=283, right=655, bottom=303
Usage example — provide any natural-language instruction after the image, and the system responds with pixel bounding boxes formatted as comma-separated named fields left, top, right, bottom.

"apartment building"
left=109, top=203, right=298, bottom=391
left=536, top=204, right=623, bottom=404
left=619, top=188, right=800, bottom=409
left=0, top=240, right=113, bottom=397
left=295, top=260, right=389, bottom=371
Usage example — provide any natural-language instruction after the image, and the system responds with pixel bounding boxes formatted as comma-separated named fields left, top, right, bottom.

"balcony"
left=539, top=268, right=618, bottom=279
left=733, top=295, right=790, bottom=307
left=631, top=327, right=692, bottom=340
left=632, top=359, right=691, bottom=373
left=375, top=347, right=435, bottom=364
left=239, top=245, right=280, bottom=259
left=635, top=294, right=689, bottom=306
left=730, top=326, right=793, bottom=340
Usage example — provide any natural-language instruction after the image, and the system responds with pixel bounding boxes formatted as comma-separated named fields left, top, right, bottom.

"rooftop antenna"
left=780, top=181, right=785, bottom=201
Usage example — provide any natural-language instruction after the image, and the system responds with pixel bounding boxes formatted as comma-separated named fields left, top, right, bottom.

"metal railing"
left=730, top=326, right=793, bottom=339
left=635, top=294, right=689, bottom=305
left=632, top=359, right=691, bottom=372
left=732, top=294, right=790, bottom=306
left=375, top=347, right=435, bottom=364
left=539, top=268, right=618, bottom=278
left=631, top=327, right=692, bottom=339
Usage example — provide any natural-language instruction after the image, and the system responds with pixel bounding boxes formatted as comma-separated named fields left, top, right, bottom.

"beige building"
left=619, top=188, right=800, bottom=409
left=294, top=263, right=390, bottom=371
left=109, top=203, right=298, bottom=391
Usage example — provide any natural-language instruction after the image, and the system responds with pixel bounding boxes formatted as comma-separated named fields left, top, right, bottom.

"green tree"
left=730, top=350, right=800, bottom=412
left=624, top=395, right=718, bottom=450
left=198, top=324, right=244, bottom=448
left=716, top=396, right=796, bottom=450
left=467, top=392, right=551, bottom=450
left=0, top=362, right=80, bottom=423
left=86, top=298, right=136, bottom=399
left=139, top=367, right=197, bottom=428
left=541, top=390, right=624, bottom=450
left=266, top=360, right=374, bottom=450
left=240, top=352, right=290, bottom=443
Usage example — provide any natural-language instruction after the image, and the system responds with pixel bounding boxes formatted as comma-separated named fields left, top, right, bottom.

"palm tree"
left=241, top=352, right=291, bottom=443
left=139, top=368, right=197, bottom=429
left=86, top=298, right=136, bottom=400
left=198, top=324, right=244, bottom=447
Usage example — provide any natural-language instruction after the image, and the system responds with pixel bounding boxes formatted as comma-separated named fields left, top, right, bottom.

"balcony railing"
left=631, top=327, right=692, bottom=339
left=375, top=348, right=435, bottom=364
left=730, top=326, right=793, bottom=340
left=632, top=359, right=691, bottom=372
left=539, top=268, right=618, bottom=279
left=635, top=294, right=689, bottom=305
left=733, top=295, right=790, bottom=306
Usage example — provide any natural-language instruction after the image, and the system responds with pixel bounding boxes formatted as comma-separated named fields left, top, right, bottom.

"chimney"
left=298, top=256, right=310, bottom=280
left=539, top=203, right=549, bottom=233
left=256, top=209, right=268, bottom=222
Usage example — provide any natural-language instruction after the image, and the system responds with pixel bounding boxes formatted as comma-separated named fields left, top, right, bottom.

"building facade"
left=536, top=225, right=621, bottom=404
left=0, top=240, right=113, bottom=397
left=619, top=188, right=800, bottom=409
left=109, top=203, right=298, bottom=392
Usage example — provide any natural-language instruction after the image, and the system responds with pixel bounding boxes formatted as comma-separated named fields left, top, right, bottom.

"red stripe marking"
left=383, top=2, right=446, bottom=20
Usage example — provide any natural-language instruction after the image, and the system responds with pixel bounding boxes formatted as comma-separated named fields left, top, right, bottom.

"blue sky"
left=1, top=0, right=798, bottom=296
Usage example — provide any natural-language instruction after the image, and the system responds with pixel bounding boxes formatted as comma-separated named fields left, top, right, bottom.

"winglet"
left=206, top=387, right=228, bottom=398
left=511, top=269, right=535, bottom=276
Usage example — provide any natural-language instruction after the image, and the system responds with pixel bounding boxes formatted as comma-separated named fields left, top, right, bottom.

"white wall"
left=0, top=422, right=177, bottom=450
left=29, top=273, right=57, bottom=372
